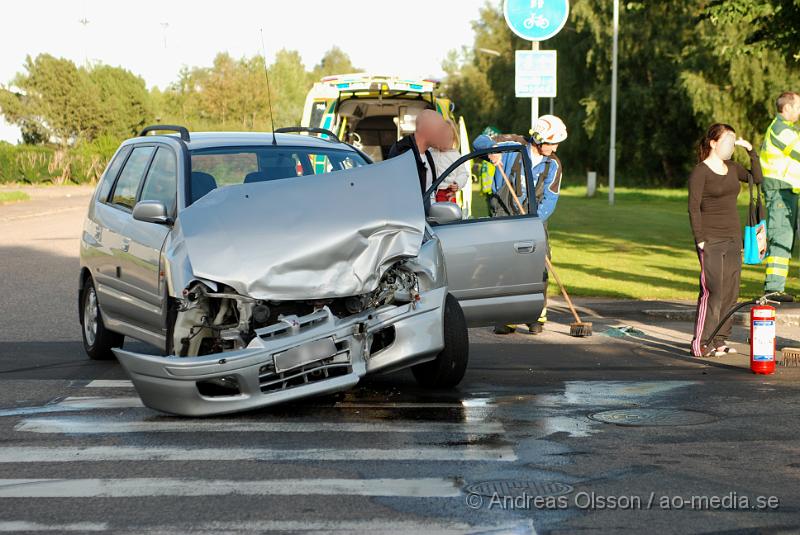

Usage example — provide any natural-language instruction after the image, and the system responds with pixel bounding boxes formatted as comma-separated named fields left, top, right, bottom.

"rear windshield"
left=188, top=146, right=368, bottom=205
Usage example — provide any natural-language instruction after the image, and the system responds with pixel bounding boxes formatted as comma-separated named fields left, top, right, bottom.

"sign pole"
left=608, top=0, right=619, bottom=206
left=531, top=41, right=539, bottom=132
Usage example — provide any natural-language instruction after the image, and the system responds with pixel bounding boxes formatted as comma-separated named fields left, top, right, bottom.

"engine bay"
left=172, top=263, right=420, bottom=357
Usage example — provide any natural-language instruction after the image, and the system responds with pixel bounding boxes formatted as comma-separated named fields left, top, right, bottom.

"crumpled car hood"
left=174, top=151, right=425, bottom=300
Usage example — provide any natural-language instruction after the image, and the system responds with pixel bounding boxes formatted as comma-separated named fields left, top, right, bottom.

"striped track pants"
left=692, top=239, right=742, bottom=356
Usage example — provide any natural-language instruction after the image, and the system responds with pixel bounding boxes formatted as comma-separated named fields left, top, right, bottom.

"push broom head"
left=570, top=321, right=593, bottom=337
left=780, top=347, right=800, bottom=367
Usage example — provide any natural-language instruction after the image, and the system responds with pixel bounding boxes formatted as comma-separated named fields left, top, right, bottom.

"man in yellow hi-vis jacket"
left=762, top=92, right=800, bottom=301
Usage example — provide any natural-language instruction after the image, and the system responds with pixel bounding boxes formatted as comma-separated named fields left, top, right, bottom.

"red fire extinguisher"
left=750, top=304, right=776, bottom=375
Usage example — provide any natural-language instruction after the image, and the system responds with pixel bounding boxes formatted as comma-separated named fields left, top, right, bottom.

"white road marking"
left=0, top=520, right=535, bottom=534
left=0, top=522, right=107, bottom=532
left=0, top=396, right=496, bottom=417
left=0, top=478, right=461, bottom=498
left=15, top=417, right=504, bottom=435
left=0, top=446, right=516, bottom=463
left=56, top=397, right=143, bottom=409
left=85, top=380, right=133, bottom=388
left=61, top=396, right=486, bottom=410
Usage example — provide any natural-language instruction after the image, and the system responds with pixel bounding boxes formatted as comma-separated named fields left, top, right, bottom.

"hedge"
left=0, top=137, right=119, bottom=184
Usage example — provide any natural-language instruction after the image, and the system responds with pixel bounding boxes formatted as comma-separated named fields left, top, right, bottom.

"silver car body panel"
left=115, top=286, right=446, bottom=416
left=169, top=152, right=425, bottom=301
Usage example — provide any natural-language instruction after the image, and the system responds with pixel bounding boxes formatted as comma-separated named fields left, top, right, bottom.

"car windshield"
left=187, top=145, right=368, bottom=205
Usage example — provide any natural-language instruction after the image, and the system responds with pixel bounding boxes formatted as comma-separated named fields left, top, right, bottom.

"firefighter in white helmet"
left=522, top=115, right=567, bottom=334
left=474, top=115, right=567, bottom=335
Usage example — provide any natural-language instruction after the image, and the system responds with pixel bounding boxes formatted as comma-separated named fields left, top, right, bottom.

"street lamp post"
left=608, top=0, right=619, bottom=206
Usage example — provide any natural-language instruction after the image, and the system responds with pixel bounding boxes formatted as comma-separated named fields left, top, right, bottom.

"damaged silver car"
left=78, top=125, right=547, bottom=416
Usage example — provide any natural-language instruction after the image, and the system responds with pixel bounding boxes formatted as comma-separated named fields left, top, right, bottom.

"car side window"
left=430, top=149, right=531, bottom=223
left=139, top=147, right=177, bottom=212
left=96, top=146, right=131, bottom=202
left=111, top=146, right=155, bottom=210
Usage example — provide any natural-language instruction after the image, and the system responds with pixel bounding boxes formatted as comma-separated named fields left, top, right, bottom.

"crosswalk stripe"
left=58, top=397, right=143, bottom=409
left=62, top=396, right=490, bottom=409
left=15, top=416, right=505, bottom=435
left=0, top=522, right=107, bottom=532
left=0, top=520, right=536, bottom=533
left=0, top=478, right=461, bottom=498
left=0, top=397, right=144, bottom=416
left=86, top=380, right=133, bottom=388
left=0, top=396, right=497, bottom=417
left=0, top=446, right=517, bottom=463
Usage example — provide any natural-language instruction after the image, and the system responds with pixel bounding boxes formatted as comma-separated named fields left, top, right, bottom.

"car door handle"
left=121, top=238, right=130, bottom=253
left=514, top=241, right=535, bottom=254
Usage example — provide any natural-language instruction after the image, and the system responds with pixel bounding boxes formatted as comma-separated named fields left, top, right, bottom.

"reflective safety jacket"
left=478, top=161, right=495, bottom=194
left=760, top=115, right=800, bottom=190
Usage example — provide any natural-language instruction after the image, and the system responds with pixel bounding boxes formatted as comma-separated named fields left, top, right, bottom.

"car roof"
left=126, top=131, right=355, bottom=151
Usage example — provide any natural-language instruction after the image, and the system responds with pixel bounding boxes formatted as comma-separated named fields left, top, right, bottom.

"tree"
left=310, top=47, right=360, bottom=81
left=684, top=0, right=800, bottom=150
left=88, top=65, right=152, bottom=139
left=0, top=55, right=153, bottom=145
left=707, top=0, right=800, bottom=61
left=269, top=49, right=310, bottom=127
left=443, top=0, right=799, bottom=186
left=0, top=54, right=101, bottom=146
left=564, top=0, right=704, bottom=185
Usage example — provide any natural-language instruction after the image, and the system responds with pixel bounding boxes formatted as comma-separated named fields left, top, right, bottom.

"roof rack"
left=274, top=127, right=340, bottom=143
left=139, top=125, right=190, bottom=142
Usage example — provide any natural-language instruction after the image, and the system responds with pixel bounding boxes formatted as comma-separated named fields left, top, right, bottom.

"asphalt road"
left=1, top=188, right=800, bottom=534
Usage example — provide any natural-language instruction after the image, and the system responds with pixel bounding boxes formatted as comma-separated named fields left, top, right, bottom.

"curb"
left=643, top=309, right=800, bottom=327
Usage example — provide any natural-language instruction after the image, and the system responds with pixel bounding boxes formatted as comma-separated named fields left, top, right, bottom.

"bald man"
left=388, top=109, right=445, bottom=195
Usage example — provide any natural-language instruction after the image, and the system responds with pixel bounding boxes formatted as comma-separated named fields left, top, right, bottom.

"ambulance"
left=301, top=73, right=471, bottom=160
left=301, top=73, right=473, bottom=213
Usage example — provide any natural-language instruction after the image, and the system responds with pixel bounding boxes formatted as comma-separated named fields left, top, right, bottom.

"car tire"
left=80, top=278, right=124, bottom=360
left=412, top=293, right=469, bottom=388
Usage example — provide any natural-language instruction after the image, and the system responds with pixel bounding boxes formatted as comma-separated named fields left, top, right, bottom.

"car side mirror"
left=426, top=202, right=463, bottom=225
left=132, top=200, right=172, bottom=225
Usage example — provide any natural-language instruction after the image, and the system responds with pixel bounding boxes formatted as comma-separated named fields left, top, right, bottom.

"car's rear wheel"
left=412, top=294, right=468, bottom=388
left=80, top=278, right=124, bottom=360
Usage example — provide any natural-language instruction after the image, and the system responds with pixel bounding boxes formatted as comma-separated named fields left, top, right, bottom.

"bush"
left=0, top=138, right=119, bottom=184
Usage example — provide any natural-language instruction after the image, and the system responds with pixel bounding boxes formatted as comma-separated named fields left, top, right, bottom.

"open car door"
left=456, top=116, right=472, bottom=218
left=425, top=144, right=547, bottom=327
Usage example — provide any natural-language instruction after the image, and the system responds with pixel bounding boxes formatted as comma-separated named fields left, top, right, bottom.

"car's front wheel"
left=412, top=293, right=469, bottom=388
left=80, top=278, right=124, bottom=360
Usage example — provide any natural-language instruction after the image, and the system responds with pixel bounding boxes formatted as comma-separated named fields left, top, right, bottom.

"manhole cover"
left=464, top=480, right=573, bottom=498
left=590, top=408, right=716, bottom=427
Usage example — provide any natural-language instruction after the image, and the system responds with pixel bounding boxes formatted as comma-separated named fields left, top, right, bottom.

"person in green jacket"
left=761, top=91, right=800, bottom=301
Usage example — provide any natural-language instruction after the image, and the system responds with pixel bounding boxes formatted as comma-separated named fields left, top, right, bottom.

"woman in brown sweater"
left=689, top=123, right=763, bottom=357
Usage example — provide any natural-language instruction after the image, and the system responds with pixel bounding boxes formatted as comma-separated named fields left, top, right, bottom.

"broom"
left=495, top=160, right=592, bottom=337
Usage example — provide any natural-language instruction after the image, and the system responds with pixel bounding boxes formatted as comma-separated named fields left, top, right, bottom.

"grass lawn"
left=0, top=191, right=30, bottom=205
left=470, top=183, right=797, bottom=300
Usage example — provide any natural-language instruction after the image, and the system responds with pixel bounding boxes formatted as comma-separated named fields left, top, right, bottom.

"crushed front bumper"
left=114, top=287, right=446, bottom=416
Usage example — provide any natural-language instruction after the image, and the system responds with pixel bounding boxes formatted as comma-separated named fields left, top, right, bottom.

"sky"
left=0, top=0, right=488, bottom=143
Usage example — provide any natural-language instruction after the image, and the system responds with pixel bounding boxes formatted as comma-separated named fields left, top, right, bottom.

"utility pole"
left=608, top=0, right=619, bottom=206
left=79, top=17, right=90, bottom=67
left=160, top=22, right=169, bottom=49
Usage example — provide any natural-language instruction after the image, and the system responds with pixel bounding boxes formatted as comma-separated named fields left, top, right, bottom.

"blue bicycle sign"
left=504, top=0, right=570, bottom=41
